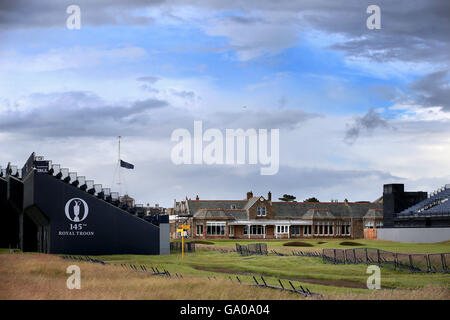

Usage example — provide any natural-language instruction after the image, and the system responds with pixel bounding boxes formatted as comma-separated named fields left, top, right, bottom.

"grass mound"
left=339, top=241, right=364, bottom=246
left=283, top=241, right=314, bottom=247
left=317, top=241, right=327, bottom=244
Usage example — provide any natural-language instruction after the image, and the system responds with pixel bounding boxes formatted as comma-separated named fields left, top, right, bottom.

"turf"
left=176, top=239, right=450, bottom=253
left=2, top=239, right=449, bottom=299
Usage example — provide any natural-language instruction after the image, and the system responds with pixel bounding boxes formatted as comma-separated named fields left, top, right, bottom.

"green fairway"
left=174, top=239, right=450, bottom=253
left=3, top=238, right=449, bottom=297
left=94, top=246, right=450, bottom=296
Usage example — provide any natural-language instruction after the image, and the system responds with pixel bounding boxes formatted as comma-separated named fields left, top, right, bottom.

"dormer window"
left=257, top=206, right=266, bottom=216
left=230, top=204, right=236, bottom=209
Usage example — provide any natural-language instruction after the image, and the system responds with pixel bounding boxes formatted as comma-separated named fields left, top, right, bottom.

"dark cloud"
left=0, top=90, right=317, bottom=138
left=136, top=76, right=160, bottom=93
left=0, top=91, right=168, bottom=137
left=136, top=76, right=160, bottom=84
left=170, top=89, right=196, bottom=100
left=344, top=108, right=389, bottom=144
left=130, top=160, right=401, bottom=205
left=0, top=0, right=162, bottom=29
left=409, top=70, right=450, bottom=111
left=2, top=1, right=449, bottom=66
left=207, top=109, right=319, bottom=131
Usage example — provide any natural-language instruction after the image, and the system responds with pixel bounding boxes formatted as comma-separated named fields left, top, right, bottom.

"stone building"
left=170, top=191, right=383, bottom=240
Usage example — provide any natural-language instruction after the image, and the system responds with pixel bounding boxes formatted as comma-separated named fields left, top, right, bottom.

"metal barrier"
left=322, top=248, right=449, bottom=273
left=236, top=243, right=268, bottom=256
left=170, top=241, right=196, bottom=253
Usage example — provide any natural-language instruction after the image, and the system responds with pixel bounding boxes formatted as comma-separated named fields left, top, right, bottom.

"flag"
left=120, top=160, right=134, bottom=169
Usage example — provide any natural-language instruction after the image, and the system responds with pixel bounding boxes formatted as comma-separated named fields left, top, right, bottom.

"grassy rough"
left=1, top=253, right=449, bottom=300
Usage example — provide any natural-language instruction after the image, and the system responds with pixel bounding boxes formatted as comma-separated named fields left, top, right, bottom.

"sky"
left=1, top=0, right=450, bottom=207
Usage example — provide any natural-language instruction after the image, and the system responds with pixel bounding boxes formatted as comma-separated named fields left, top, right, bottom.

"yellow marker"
left=180, top=225, right=190, bottom=229
left=177, top=226, right=187, bottom=259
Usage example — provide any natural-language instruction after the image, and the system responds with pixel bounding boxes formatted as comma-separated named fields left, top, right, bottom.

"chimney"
left=196, top=195, right=199, bottom=200
left=268, top=191, right=272, bottom=201
left=246, top=191, right=253, bottom=200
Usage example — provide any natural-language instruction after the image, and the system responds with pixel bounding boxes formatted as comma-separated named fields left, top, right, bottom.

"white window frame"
left=206, top=222, right=226, bottom=236
left=303, top=225, right=312, bottom=236
left=365, top=221, right=374, bottom=229
left=196, top=223, right=203, bottom=236
left=276, top=225, right=289, bottom=234
left=249, top=225, right=265, bottom=235
left=229, top=225, right=234, bottom=236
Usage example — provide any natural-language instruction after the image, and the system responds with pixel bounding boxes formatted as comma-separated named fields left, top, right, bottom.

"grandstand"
left=398, top=185, right=450, bottom=217
left=379, top=183, right=450, bottom=243
left=0, top=153, right=169, bottom=255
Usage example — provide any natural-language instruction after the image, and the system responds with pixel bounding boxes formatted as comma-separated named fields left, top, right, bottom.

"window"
left=329, top=223, right=334, bottom=235
left=230, top=205, right=236, bottom=209
left=365, top=221, right=374, bottom=229
left=276, top=225, right=289, bottom=234
left=291, top=225, right=300, bottom=235
left=341, top=222, right=351, bottom=235
left=323, top=222, right=329, bottom=235
left=206, top=222, right=226, bottom=235
left=257, top=206, right=266, bottom=216
left=196, top=224, right=203, bottom=236
left=244, top=225, right=265, bottom=235
left=303, top=225, right=312, bottom=236
left=250, top=225, right=265, bottom=235
left=229, top=225, right=234, bottom=236
left=376, top=221, right=383, bottom=228
left=314, top=222, right=319, bottom=235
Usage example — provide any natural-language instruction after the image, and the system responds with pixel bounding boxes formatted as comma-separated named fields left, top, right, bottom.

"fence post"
left=365, top=248, right=369, bottom=264
left=409, top=255, right=414, bottom=272
left=333, top=249, right=336, bottom=264
left=395, top=253, right=398, bottom=271
left=441, top=254, right=447, bottom=272
left=343, top=249, right=346, bottom=265
left=426, top=254, right=431, bottom=272
left=377, top=249, right=381, bottom=265
left=353, top=249, right=356, bottom=264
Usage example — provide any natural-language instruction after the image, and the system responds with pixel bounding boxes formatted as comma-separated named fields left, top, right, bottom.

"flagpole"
left=118, top=136, right=121, bottom=196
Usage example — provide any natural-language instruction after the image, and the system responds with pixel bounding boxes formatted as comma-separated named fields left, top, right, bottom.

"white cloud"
left=0, top=46, right=147, bottom=73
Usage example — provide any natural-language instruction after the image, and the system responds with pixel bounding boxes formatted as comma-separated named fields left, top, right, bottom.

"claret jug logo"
left=65, top=198, right=89, bottom=222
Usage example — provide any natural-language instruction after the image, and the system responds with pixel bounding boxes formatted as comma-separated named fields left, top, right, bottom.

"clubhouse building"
left=170, top=191, right=383, bottom=240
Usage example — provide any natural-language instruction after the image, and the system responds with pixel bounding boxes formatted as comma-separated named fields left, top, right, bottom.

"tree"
left=278, top=194, right=296, bottom=202
left=304, top=197, right=319, bottom=203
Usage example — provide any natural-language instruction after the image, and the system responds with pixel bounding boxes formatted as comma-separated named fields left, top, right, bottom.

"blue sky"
left=1, top=0, right=449, bottom=206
